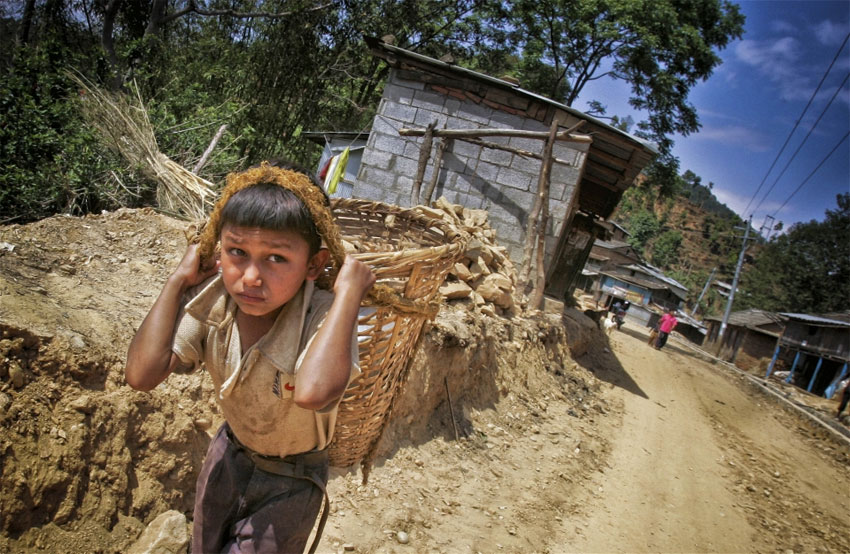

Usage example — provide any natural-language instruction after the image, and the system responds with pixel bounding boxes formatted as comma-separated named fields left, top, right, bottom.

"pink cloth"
left=659, top=313, right=678, bottom=333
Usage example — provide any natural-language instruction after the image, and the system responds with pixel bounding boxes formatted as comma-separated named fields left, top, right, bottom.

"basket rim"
left=332, top=197, right=466, bottom=240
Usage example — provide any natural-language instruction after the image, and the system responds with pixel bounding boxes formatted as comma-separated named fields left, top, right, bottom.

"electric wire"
left=771, top=130, right=850, bottom=219
left=752, top=72, right=850, bottom=214
left=742, top=31, right=850, bottom=216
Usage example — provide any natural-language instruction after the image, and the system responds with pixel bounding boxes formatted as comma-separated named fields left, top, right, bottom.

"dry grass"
left=69, top=72, right=215, bottom=221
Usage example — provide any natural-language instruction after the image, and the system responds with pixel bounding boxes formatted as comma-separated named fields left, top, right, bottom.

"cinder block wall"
left=356, top=71, right=589, bottom=265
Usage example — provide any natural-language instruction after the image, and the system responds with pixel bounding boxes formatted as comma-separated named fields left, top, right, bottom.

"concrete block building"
left=351, top=37, right=657, bottom=300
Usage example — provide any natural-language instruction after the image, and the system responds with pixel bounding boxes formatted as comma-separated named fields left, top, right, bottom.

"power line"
left=753, top=71, right=850, bottom=214
left=771, top=130, right=850, bottom=219
left=742, top=31, right=850, bottom=216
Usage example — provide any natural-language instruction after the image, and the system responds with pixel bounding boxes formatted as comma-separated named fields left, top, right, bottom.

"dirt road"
left=560, top=326, right=848, bottom=553
left=325, top=323, right=849, bottom=553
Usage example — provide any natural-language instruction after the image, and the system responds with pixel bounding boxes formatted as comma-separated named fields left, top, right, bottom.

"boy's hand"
left=334, top=255, right=376, bottom=303
left=170, top=243, right=220, bottom=290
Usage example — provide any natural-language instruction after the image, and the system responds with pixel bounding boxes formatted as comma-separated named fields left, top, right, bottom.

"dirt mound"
left=0, top=209, right=606, bottom=552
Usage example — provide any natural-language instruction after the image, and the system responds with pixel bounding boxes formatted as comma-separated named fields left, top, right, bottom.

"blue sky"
left=576, top=0, right=850, bottom=233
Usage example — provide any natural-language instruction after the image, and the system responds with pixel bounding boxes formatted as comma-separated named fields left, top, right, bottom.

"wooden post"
left=422, top=137, right=449, bottom=205
left=519, top=118, right=559, bottom=288
left=530, top=212, right=549, bottom=309
left=411, top=121, right=436, bottom=205
left=529, top=132, right=557, bottom=309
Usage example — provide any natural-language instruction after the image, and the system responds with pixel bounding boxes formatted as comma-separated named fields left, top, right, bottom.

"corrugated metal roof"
left=781, top=313, right=850, bottom=327
left=705, top=309, right=785, bottom=329
left=593, top=239, right=631, bottom=250
left=623, top=263, right=689, bottom=294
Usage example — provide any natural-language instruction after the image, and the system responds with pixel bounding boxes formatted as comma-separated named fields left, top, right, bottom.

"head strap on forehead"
left=196, top=162, right=344, bottom=270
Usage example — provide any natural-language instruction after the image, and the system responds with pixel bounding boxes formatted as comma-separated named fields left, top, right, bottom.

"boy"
left=125, top=163, right=375, bottom=553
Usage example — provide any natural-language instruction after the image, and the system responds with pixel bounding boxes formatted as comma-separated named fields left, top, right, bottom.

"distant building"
left=704, top=309, right=785, bottom=371
left=706, top=309, right=850, bottom=398
left=767, top=312, right=850, bottom=398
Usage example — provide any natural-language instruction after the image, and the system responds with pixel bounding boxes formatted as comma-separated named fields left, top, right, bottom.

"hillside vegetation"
left=612, top=172, right=755, bottom=317
left=613, top=168, right=849, bottom=317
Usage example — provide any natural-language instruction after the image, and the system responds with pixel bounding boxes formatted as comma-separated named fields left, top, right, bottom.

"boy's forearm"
left=293, top=288, right=362, bottom=410
left=125, top=274, right=187, bottom=391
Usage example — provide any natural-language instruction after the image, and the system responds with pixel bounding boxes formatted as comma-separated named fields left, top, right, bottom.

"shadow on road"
left=572, top=325, right=649, bottom=400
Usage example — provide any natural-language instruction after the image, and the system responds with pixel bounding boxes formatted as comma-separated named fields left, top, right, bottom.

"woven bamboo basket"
left=328, top=198, right=466, bottom=470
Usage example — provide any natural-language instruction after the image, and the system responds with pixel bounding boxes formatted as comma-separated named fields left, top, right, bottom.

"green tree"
left=626, top=209, right=660, bottom=254
left=470, top=0, right=745, bottom=188
left=650, top=229, right=683, bottom=269
left=738, top=194, right=850, bottom=313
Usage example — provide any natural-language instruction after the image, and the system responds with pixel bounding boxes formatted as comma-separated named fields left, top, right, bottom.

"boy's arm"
left=125, top=244, right=218, bottom=391
left=294, top=255, right=375, bottom=411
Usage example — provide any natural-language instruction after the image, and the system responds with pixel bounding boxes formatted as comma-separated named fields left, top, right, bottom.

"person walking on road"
left=654, top=309, right=678, bottom=350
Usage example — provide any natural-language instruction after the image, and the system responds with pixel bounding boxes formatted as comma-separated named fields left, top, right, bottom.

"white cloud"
left=734, top=38, right=814, bottom=101
left=693, top=124, right=773, bottom=152
left=770, top=19, right=797, bottom=34
left=735, top=37, right=800, bottom=68
left=813, top=19, right=850, bottom=46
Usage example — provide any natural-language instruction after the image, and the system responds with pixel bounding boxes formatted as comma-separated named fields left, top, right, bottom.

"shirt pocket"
left=273, top=370, right=295, bottom=399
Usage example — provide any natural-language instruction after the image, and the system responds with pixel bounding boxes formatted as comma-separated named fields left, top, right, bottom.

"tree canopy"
left=738, top=193, right=850, bottom=314
left=465, top=0, right=745, bottom=185
left=1, top=0, right=744, bottom=222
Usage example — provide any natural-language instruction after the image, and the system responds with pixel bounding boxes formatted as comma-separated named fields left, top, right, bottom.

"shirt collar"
left=184, top=274, right=316, bottom=373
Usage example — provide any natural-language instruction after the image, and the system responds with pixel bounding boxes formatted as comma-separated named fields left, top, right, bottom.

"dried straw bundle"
left=69, top=73, right=215, bottom=221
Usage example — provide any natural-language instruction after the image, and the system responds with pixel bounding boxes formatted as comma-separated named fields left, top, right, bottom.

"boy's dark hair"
left=220, top=183, right=323, bottom=255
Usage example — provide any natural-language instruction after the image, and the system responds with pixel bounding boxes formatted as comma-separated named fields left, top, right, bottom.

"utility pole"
left=759, top=215, right=775, bottom=242
left=718, top=215, right=752, bottom=341
left=691, top=266, right=716, bottom=316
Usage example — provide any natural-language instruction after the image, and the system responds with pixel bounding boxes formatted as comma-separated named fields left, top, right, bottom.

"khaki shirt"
left=173, top=275, right=359, bottom=458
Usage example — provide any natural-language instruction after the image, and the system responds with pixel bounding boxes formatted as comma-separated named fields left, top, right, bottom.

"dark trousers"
left=655, top=331, right=670, bottom=349
left=192, top=424, right=328, bottom=554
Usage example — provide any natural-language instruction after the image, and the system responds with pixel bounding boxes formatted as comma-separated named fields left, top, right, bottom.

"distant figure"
left=611, top=299, right=630, bottom=329
left=647, top=324, right=659, bottom=346
left=837, top=379, right=850, bottom=420
left=654, top=309, right=678, bottom=350
left=602, top=314, right=618, bottom=336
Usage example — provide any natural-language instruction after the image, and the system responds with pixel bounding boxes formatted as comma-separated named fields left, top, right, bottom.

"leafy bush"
left=0, top=42, right=144, bottom=222
left=650, top=230, right=683, bottom=269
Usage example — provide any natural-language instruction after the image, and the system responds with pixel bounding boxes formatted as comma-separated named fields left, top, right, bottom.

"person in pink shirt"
left=654, top=309, right=678, bottom=350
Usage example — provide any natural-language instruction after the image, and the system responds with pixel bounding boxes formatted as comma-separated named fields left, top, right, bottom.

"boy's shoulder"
left=183, top=274, right=229, bottom=323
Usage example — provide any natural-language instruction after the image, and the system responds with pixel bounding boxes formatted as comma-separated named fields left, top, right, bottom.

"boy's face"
left=219, top=224, right=328, bottom=320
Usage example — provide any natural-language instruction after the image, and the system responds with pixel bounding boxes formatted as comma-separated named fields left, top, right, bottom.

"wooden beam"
left=587, top=147, right=629, bottom=169
left=459, top=136, right=576, bottom=167
left=582, top=173, right=620, bottom=192
left=584, top=162, right=624, bottom=182
left=400, top=127, right=592, bottom=143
